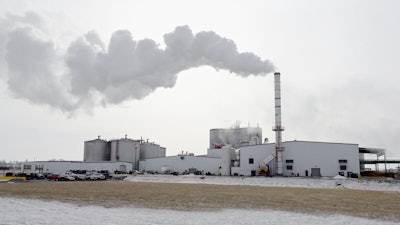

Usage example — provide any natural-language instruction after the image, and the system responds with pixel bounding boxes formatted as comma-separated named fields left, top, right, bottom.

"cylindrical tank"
left=210, top=126, right=262, bottom=149
left=207, top=146, right=234, bottom=176
left=220, top=146, right=234, bottom=175
left=110, top=138, right=140, bottom=169
left=84, top=138, right=111, bottom=161
left=139, top=142, right=167, bottom=160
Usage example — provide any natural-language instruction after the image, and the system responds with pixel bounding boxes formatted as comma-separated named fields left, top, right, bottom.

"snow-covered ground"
left=125, top=174, right=400, bottom=192
left=1, top=197, right=397, bottom=225
left=1, top=175, right=399, bottom=225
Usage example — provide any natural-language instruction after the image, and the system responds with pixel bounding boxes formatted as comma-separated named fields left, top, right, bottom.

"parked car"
left=98, top=170, right=110, bottom=179
left=68, top=170, right=87, bottom=180
left=31, top=173, right=45, bottom=179
left=43, top=172, right=52, bottom=178
left=47, top=174, right=63, bottom=181
left=48, top=174, right=75, bottom=181
left=65, top=171, right=85, bottom=180
left=61, top=175, right=76, bottom=181
left=86, top=172, right=106, bottom=180
left=75, top=174, right=87, bottom=180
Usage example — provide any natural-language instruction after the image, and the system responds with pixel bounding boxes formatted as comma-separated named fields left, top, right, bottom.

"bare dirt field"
left=1, top=181, right=399, bottom=222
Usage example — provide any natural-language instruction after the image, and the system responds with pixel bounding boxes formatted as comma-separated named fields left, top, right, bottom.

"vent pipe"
left=273, top=72, right=284, bottom=175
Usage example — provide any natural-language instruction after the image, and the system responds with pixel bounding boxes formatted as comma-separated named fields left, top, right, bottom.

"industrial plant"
left=21, top=72, right=397, bottom=178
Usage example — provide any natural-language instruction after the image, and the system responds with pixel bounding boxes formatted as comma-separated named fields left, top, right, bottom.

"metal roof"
left=359, top=147, right=385, bottom=156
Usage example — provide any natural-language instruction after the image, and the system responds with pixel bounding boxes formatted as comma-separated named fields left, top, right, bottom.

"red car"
left=47, top=174, right=63, bottom=181
left=47, top=174, right=75, bottom=181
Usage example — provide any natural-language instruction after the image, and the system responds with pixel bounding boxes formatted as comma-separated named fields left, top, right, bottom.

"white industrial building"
left=23, top=136, right=166, bottom=175
left=22, top=161, right=133, bottom=175
left=22, top=72, right=387, bottom=177
left=139, top=146, right=236, bottom=176
left=232, top=141, right=360, bottom=177
left=83, top=135, right=166, bottom=171
left=84, top=135, right=166, bottom=171
left=139, top=139, right=362, bottom=177
left=139, top=72, right=379, bottom=178
left=139, top=155, right=224, bottom=175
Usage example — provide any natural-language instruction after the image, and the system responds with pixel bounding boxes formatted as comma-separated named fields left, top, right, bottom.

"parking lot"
left=1, top=170, right=129, bottom=182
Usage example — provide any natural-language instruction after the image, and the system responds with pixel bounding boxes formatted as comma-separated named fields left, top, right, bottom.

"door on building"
left=311, top=168, right=321, bottom=177
left=251, top=170, right=256, bottom=176
left=347, top=172, right=353, bottom=178
left=305, top=170, right=308, bottom=176
left=119, top=165, right=127, bottom=172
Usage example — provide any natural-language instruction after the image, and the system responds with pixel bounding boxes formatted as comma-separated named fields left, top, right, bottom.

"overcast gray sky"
left=1, top=0, right=399, bottom=162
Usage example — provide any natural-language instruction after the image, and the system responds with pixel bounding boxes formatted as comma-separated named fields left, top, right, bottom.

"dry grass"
left=0, top=180, right=399, bottom=222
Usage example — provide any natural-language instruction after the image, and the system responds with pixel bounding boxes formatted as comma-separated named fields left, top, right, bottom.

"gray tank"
left=84, top=138, right=111, bottom=161
left=110, top=138, right=141, bottom=169
left=140, top=142, right=166, bottom=160
left=210, top=126, right=262, bottom=149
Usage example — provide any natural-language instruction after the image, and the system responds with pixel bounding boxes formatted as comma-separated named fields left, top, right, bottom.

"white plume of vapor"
left=0, top=12, right=275, bottom=112
left=1, top=12, right=76, bottom=111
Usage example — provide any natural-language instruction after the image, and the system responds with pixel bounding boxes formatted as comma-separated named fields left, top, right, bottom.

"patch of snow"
left=0, top=197, right=397, bottom=225
left=124, top=175, right=400, bottom=192
left=332, top=175, right=347, bottom=180
left=2, top=176, right=398, bottom=224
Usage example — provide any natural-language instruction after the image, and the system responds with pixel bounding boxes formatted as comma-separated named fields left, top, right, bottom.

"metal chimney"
left=273, top=72, right=284, bottom=175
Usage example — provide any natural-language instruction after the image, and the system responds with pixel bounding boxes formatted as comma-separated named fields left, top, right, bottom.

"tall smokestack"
left=273, top=72, right=284, bottom=175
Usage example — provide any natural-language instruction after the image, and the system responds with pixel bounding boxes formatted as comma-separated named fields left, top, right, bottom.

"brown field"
left=0, top=180, right=399, bottom=222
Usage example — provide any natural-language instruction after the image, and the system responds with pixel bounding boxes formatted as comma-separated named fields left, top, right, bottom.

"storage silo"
left=140, top=142, right=167, bottom=160
left=210, top=126, right=262, bottom=149
left=110, top=136, right=140, bottom=169
left=207, top=146, right=234, bottom=175
left=83, top=137, right=111, bottom=162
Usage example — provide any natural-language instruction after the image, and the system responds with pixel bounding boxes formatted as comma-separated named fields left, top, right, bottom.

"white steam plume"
left=0, top=12, right=275, bottom=112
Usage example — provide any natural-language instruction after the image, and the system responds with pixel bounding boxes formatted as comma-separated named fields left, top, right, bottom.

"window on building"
left=23, top=165, right=31, bottom=170
left=287, top=165, right=293, bottom=170
left=340, top=165, right=347, bottom=170
left=338, top=159, right=348, bottom=164
left=35, top=164, right=44, bottom=173
left=286, top=159, right=294, bottom=163
left=249, top=158, right=254, bottom=164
